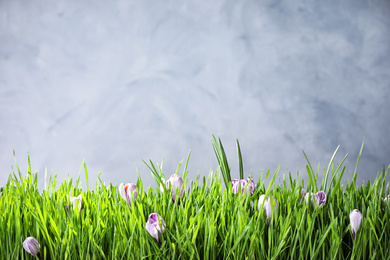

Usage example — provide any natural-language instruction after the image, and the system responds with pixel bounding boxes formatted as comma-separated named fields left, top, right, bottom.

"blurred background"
left=1, top=0, right=389, bottom=190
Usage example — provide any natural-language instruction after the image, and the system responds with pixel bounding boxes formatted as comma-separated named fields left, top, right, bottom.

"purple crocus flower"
left=304, top=191, right=326, bottom=207
left=161, top=175, right=185, bottom=203
left=315, top=191, right=327, bottom=205
left=68, top=194, right=82, bottom=213
left=145, top=213, right=166, bottom=243
left=231, top=176, right=255, bottom=195
left=23, top=237, right=41, bottom=259
left=231, top=179, right=248, bottom=194
left=119, top=183, right=138, bottom=207
left=258, top=195, right=279, bottom=221
left=299, top=189, right=307, bottom=203
left=167, top=174, right=184, bottom=201
left=350, top=209, right=363, bottom=241
left=247, top=177, right=255, bottom=195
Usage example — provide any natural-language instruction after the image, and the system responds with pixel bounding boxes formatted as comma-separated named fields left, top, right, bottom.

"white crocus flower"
left=67, top=194, right=82, bottom=213
left=350, top=209, right=363, bottom=241
left=23, top=237, right=41, bottom=259
left=258, top=194, right=279, bottom=221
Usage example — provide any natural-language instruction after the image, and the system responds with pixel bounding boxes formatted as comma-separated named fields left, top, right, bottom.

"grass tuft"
left=1, top=138, right=389, bottom=259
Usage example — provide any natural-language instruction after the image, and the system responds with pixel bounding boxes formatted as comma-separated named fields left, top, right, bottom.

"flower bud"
left=247, top=177, right=255, bottom=195
left=231, top=179, right=248, bottom=194
left=145, top=213, right=166, bottom=243
left=231, top=177, right=255, bottom=195
left=166, top=175, right=184, bottom=202
left=23, top=237, right=40, bottom=258
left=315, top=191, right=326, bottom=205
left=68, top=194, right=82, bottom=213
left=119, top=183, right=137, bottom=207
left=258, top=195, right=278, bottom=221
left=159, top=177, right=167, bottom=192
left=304, top=191, right=326, bottom=207
left=350, top=209, right=363, bottom=241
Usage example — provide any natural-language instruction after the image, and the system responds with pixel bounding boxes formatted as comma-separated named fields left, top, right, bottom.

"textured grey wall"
left=1, top=0, right=389, bottom=190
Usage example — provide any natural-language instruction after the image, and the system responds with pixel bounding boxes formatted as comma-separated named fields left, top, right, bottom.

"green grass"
left=1, top=138, right=390, bottom=259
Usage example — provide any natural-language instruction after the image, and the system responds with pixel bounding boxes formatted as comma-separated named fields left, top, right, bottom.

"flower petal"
left=23, top=237, right=40, bottom=257
left=231, top=179, right=247, bottom=194
left=258, top=194, right=266, bottom=210
left=350, top=209, right=363, bottom=240
left=247, top=177, right=255, bottom=195
left=315, top=191, right=326, bottom=205
left=146, top=213, right=166, bottom=242
left=69, top=194, right=82, bottom=212
left=119, top=183, right=127, bottom=201
left=124, top=183, right=138, bottom=205
left=167, top=175, right=184, bottom=201
left=145, top=222, right=159, bottom=242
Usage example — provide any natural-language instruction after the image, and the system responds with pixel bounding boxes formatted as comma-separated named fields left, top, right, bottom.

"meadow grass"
left=1, top=138, right=390, bottom=259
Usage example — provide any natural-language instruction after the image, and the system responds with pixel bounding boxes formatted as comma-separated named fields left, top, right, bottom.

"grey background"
left=1, top=0, right=389, bottom=190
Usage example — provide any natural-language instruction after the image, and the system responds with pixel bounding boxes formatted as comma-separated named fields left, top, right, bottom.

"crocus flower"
left=23, top=237, right=41, bottom=259
left=68, top=194, right=82, bottom=213
left=258, top=195, right=279, bottom=221
left=304, top=191, right=326, bottom=207
left=247, top=177, right=255, bottom=195
left=350, top=209, right=363, bottom=241
left=231, top=179, right=248, bottom=194
left=159, top=177, right=166, bottom=192
left=145, top=213, right=166, bottom=243
left=231, top=176, right=255, bottom=195
left=119, top=183, right=138, bottom=206
left=161, top=175, right=184, bottom=203
left=315, top=191, right=326, bottom=205
left=382, top=194, right=390, bottom=210
left=299, top=189, right=307, bottom=203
